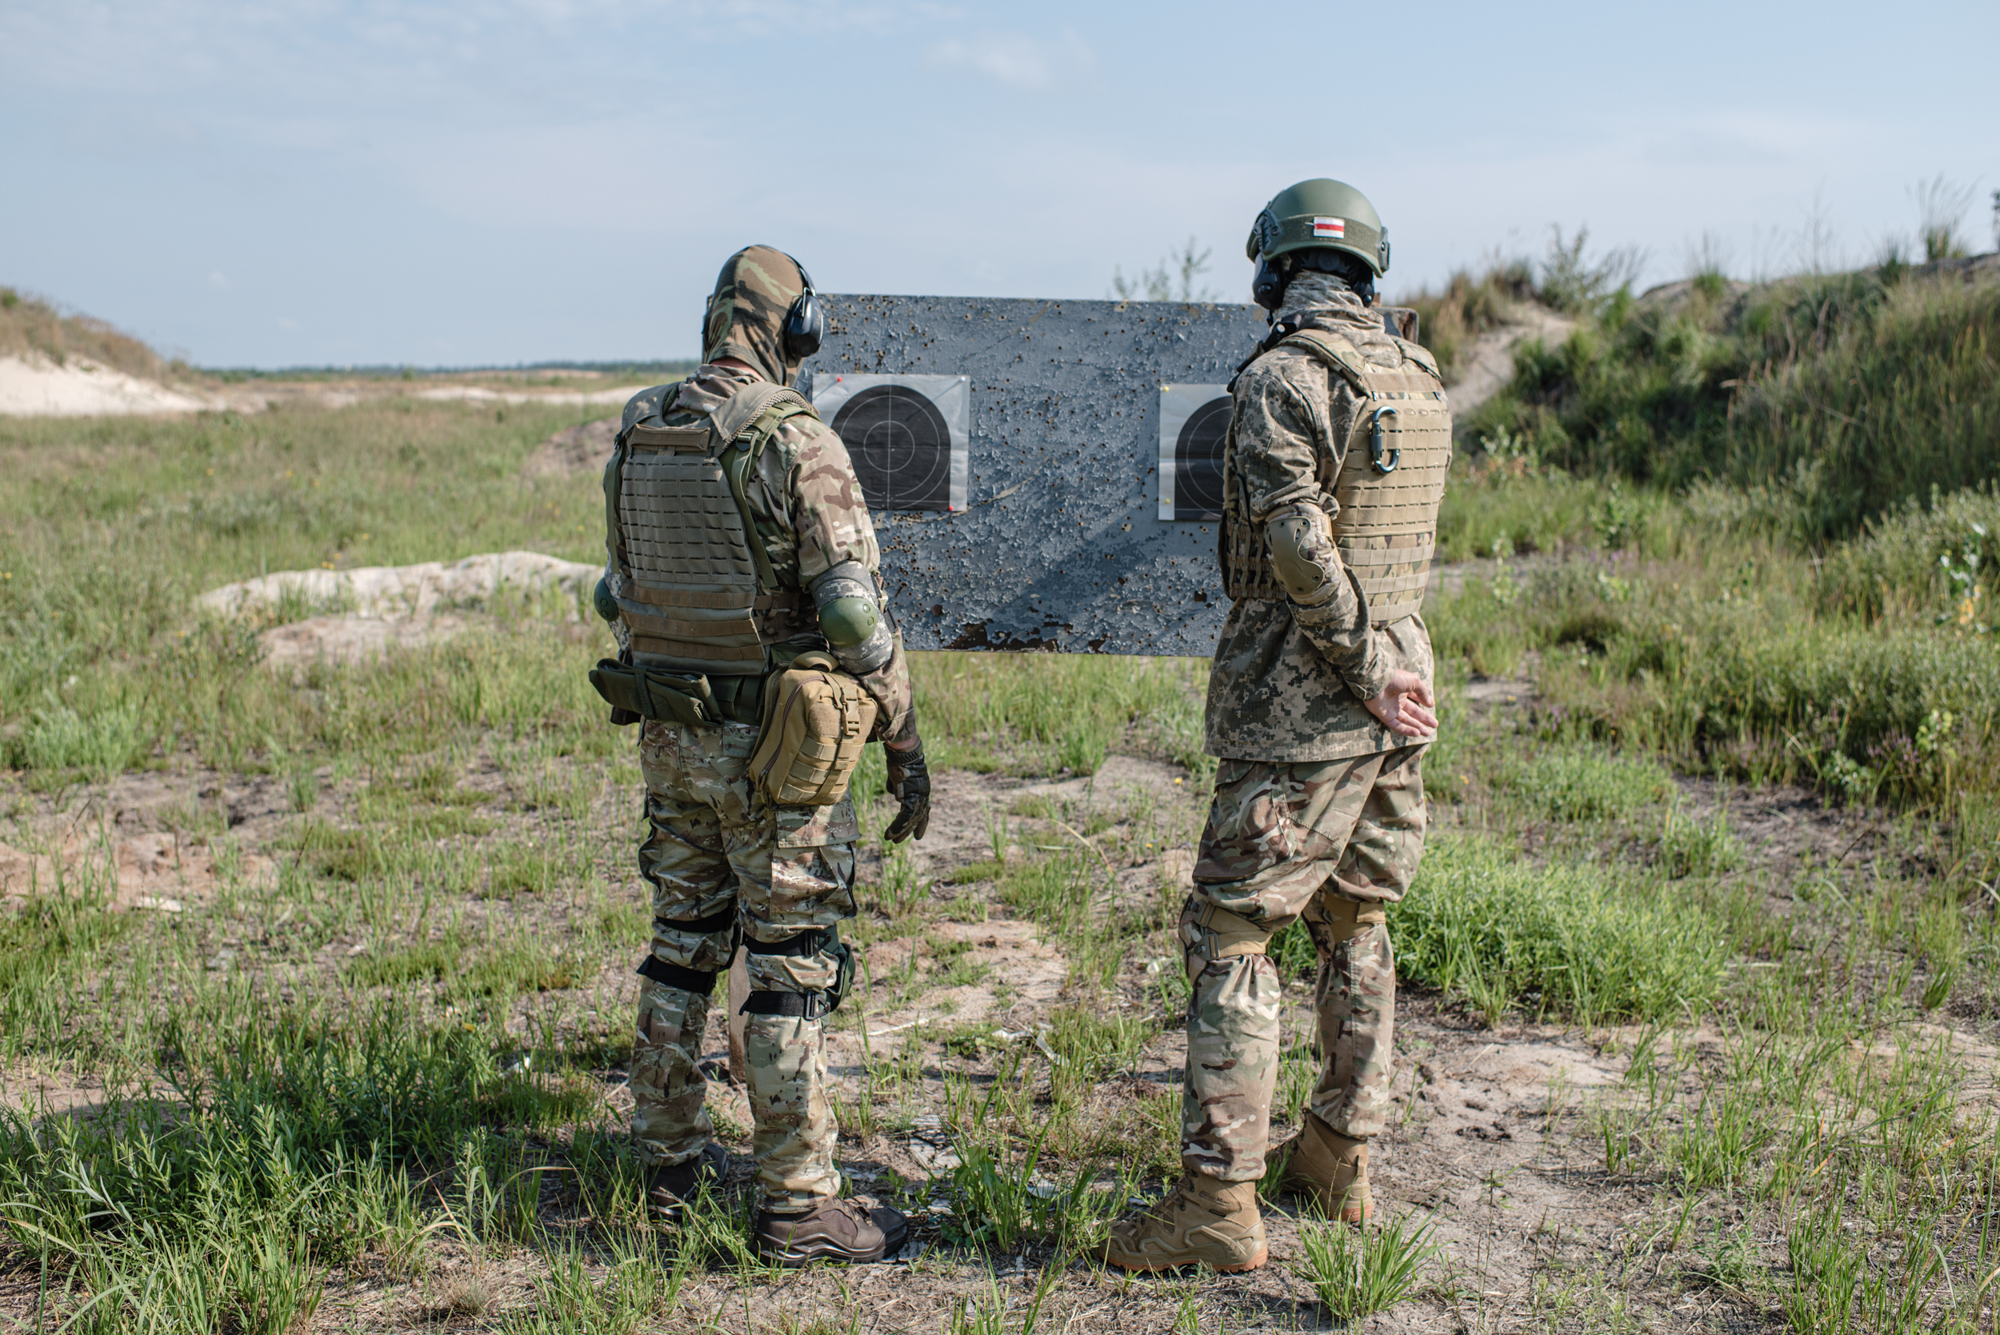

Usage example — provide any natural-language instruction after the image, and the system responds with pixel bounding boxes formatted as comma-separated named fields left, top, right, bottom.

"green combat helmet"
left=1246, top=177, right=1390, bottom=276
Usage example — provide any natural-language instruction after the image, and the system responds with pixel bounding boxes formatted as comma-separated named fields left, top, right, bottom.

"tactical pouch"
left=746, top=651, right=878, bottom=805
left=740, top=926, right=855, bottom=1019
left=588, top=659, right=720, bottom=728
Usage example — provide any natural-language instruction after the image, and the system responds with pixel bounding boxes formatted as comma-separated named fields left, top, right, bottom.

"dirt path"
left=1445, top=305, right=1576, bottom=421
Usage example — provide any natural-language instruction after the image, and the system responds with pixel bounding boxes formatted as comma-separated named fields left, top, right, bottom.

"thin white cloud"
left=925, top=28, right=1094, bottom=89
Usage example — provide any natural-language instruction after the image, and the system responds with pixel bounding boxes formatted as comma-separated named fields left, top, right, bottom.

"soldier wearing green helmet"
left=1100, top=181, right=1450, bottom=1273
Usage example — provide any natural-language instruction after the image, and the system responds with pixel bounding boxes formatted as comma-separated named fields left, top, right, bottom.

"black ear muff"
left=1251, top=256, right=1288, bottom=311
left=783, top=258, right=824, bottom=361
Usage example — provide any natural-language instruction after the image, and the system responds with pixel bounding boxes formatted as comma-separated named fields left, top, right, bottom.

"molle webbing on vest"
left=1221, top=486, right=1287, bottom=603
left=606, top=384, right=822, bottom=676
left=1221, top=329, right=1451, bottom=626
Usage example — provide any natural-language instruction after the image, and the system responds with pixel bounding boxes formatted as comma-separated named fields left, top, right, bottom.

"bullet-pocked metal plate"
left=803, top=294, right=1269, bottom=656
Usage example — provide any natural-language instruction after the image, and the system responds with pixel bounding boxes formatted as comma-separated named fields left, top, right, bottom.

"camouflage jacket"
left=1204, top=282, right=1436, bottom=762
left=608, top=363, right=915, bottom=742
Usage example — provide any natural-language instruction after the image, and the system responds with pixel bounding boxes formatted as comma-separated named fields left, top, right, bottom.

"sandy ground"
left=0, top=352, right=649, bottom=418
left=1444, top=305, right=1576, bottom=421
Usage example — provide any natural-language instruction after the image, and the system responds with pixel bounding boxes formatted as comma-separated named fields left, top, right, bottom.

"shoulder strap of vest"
left=1275, top=328, right=1371, bottom=396
left=1390, top=336, right=1445, bottom=384
left=713, top=386, right=820, bottom=596
left=709, top=381, right=815, bottom=445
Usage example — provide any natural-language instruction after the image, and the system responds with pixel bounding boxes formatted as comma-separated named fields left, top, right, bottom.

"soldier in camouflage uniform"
left=594, top=246, right=932, bottom=1266
left=1101, top=181, right=1449, bottom=1273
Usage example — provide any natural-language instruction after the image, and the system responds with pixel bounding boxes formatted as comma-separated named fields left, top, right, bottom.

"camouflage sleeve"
left=768, top=417, right=881, bottom=582
left=1233, top=355, right=1389, bottom=700
left=770, top=417, right=915, bottom=741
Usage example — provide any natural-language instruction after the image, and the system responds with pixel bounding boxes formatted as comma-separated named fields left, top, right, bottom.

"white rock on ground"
left=0, top=353, right=229, bottom=416
left=198, top=551, right=600, bottom=620
left=415, top=384, right=644, bottom=406
left=199, top=551, right=603, bottom=668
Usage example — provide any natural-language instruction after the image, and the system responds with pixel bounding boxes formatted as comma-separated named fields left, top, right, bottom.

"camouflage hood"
left=702, top=245, right=808, bottom=387
left=1274, top=274, right=1401, bottom=365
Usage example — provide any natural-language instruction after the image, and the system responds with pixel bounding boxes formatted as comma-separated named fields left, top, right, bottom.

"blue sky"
left=2, top=0, right=1994, bottom=367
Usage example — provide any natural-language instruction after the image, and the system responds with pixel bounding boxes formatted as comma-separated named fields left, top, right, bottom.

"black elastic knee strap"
left=637, top=955, right=719, bottom=996
left=740, top=989, right=834, bottom=1021
left=741, top=927, right=830, bottom=958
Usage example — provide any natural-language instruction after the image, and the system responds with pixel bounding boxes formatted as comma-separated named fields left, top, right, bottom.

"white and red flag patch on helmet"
left=1312, top=217, right=1346, bottom=239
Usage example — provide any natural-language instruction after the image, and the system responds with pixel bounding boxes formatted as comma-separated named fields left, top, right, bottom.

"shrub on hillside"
left=0, top=286, right=168, bottom=379
left=1400, top=259, right=1536, bottom=382
left=1469, top=266, right=2000, bottom=542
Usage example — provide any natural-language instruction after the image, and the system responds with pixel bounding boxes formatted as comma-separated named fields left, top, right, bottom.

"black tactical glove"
left=884, top=738, right=931, bottom=844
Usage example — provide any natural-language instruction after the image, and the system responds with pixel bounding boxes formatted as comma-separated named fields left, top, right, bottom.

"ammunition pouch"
left=739, top=926, right=854, bottom=1020
left=589, top=660, right=720, bottom=728
left=746, top=651, right=878, bottom=805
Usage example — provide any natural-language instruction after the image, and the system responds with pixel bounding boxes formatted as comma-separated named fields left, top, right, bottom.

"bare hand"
left=1365, top=670, right=1438, bottom=740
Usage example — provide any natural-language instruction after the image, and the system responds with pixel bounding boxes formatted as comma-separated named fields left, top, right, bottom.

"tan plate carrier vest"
left=1221, top=327, right=1452, bottom=627
left=604, top=382, right=817, bottom=675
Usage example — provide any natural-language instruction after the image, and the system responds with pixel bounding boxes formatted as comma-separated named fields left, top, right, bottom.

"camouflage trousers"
left=1179, top=745, right=1426, bottom=1181
left=630, top=716, right=860, bottom=1212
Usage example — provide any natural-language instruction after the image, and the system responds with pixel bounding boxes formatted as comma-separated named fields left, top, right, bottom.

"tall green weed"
left=1389, top=833, right=1726, bottom=1024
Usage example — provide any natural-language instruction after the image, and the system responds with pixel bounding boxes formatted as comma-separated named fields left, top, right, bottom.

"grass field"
left=2, top=281, right=1998, bottom=1333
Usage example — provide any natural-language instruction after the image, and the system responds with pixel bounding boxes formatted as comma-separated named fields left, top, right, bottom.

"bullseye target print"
left=810, top=374, right=970, bottom=512
left=1158, top=384, right=1232, bottom=521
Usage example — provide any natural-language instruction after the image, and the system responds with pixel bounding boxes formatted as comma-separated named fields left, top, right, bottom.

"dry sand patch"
left=0, top=352, right=229, bottom=416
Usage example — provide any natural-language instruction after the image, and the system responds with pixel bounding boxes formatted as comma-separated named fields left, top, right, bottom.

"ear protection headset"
left=1251, top=255, right=1289, bottom=311
left=781, top=254, right=824, bottom=361
left=1251, top=250, right=1377, bottom=313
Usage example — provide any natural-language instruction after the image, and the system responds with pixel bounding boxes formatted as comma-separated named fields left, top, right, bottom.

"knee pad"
left=637, top=955, right=719, bottom=996
left=740, top=989, right=836, bottom=1021
left=1181, top=899, right=1274, bottom=975
left=638, top=906, right=738, bottom=995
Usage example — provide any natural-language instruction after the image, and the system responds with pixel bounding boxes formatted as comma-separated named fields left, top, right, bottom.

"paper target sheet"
left=809, top=373, right=970, bottom=513
left=1157, top=383, right=1232, bottom=522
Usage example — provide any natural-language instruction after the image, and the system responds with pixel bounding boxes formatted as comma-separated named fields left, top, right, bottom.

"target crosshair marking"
left=1173, top=395, right=1232, bottom=520
left=830, top=384, right=953, bottom=512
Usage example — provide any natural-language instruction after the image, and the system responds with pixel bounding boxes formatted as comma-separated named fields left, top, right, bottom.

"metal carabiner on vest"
left=1368, top=405, right=1401, bottom=474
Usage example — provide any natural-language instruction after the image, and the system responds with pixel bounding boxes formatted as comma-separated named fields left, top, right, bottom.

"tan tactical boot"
left=1096, top=1175, right=1268, bottom=1273
left=1281, top=1116, right=1370, bottom=1225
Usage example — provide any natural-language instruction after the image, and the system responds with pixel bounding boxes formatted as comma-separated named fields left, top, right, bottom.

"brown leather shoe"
left=754, top=1197, right=909, bottom=1267
left=644, top=1142, right=727, bottom=1221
